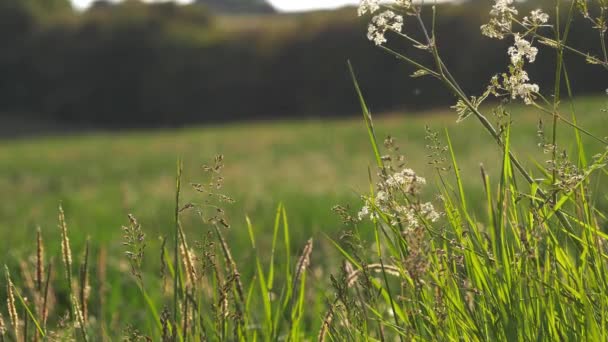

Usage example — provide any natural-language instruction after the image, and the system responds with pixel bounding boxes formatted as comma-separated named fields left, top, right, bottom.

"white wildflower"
left=376, top=190, right=389, bottom=202
left=507, top=34, right=538, bottom=65
left=502, top=69, right=539, bottom=104
left=514, top=82, right=540, bottom=104
left=489, top=0, right=518, bottom=17
left=398, top=202, right=441, bottom=230
left=358, top=205, right=370, bottom=221
left=395, top=0, right=413, bottom=10
left=489, top=34, right=540, bottom=105
left=387, top=168, right=426, bottom=194
left=404, top=207, right=420, bottom=229
left=358, top=201, right=380, bottom=221
left=481, top=0, right=518, bottom=39
left=358, top=0, right=380, bottom=16
left=367, top=10, right=404, bottom=46
left=386, top=173, right=402, bottom=188
left=420, top=202, right=441, bottom=222
left=523, top=9, right=549, bottom=26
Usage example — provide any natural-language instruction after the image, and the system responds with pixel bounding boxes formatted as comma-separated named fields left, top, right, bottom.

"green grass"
left=1, top=96, right=606, bottom=253
left=1, top=95, right=608, bottom=339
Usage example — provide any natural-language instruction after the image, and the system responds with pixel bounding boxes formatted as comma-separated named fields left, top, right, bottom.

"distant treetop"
left=194, top=0, right=275, bottom=14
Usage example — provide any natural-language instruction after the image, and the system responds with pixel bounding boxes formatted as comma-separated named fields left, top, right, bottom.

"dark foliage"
left=0, top=0, right=605, bottom=128
left=195, top=0, right=276, bottom=14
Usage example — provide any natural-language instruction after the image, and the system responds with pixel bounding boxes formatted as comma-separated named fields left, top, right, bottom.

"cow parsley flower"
left=358, top=190, right=390, bottom=221
left=367, top=10, right=404, bottom=46
left=507, top=34, right=538, bottom=65
left=494, top=69, right=539, bottom=104
left=488, top=34, right=540, bottom=105
left=358, top=204, right=371, bottom=220
left=481, top=0, right=518, bottom=39
left=358, top=0, right=380, bottom=16
left=385, top=168, right=426, bottom=194
left=376, top=190, right=389, bottom=202
left=489, top=0, right=518, bottom=19
left=396, top=202, right=441, bottom=230
left=395, top=0, right=413, bottom=10
left=358, top=165, right=441, bottom=230
left=513, top=82, right=540, bottom=104
left=420, top=202, right=441, bottom=222
left=523, top=9, right=549, bottom=26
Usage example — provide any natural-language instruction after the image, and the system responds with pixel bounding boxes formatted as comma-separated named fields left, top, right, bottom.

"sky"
left=70, top=0, right=359, bottom=12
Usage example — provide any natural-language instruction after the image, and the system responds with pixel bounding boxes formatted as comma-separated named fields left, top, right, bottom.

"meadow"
left=1, top=95, right=608, bottom=339
left=0, top=0, right=608, bottom=336
left=1, top=96, right=606, bottom=250
left=0, top=97, right=601, bottom=252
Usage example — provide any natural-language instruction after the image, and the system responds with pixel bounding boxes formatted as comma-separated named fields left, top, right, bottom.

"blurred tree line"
left=0, top=0, right=605, bottom=128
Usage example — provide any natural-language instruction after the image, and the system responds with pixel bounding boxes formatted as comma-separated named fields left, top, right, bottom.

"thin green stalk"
left=42, top=262, right=51, bottom=335
left=79, top=238, right=90, bottom=325
left=58, top=205, right=74, bottom=321
left=173, top=159, right=183, bottom=331
left=524, top=31, right=608, bottom=69
left=600, top=7, right=608, bottom=63
left=531, top=102, right=608, bottom=145
left=390, top=11, right=575, bottom=233
left=551, top=0, right=562, bottom=200
left=551, top=0, right=575, bottom=203
left=377, top=46, right=440, bottom=79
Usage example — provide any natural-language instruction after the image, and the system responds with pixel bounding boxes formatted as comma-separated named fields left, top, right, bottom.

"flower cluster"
left=385, top=168, right=426, bottom=194
left=481, top=0, right=518, bottom=39
left=367, top=10, right=404, bottom=46
left=357, top=0, right=413, bottom=17
left=507, top=34, right=538, bottom=64
left=504, top=71, right=539, bottom=103
left=488, top=34, right=540, bottom=104
left=523, top=9, right=549, bottom=27
left=357, top=0, right=380, bottom=16
left=490, top=70, right=539, bottom=105
left=479, top=0, right=547, bottom=105
left=395, top=0, right=413, bottom=10
left=358, top=0, right=413, bottom=45
left=358, top=167, right=440, bottom=231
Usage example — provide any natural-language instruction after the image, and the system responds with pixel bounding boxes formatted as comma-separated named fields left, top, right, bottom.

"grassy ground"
left=1, top=96, right=606, bottom=247
left=1, top=95, right=607, bottom=334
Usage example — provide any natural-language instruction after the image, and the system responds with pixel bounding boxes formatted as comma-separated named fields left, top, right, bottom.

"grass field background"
left=2, top=96, right=607, bottom=252
left=1, top=95, right=607, bottom=330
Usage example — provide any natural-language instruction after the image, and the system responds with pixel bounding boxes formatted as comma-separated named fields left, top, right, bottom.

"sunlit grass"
left=1, top=96, right=607, bottom=256
left=1, top=95, right=607, bottom=339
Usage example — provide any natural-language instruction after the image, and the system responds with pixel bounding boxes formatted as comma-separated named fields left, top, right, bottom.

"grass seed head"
left=58, top=205, right=73, bottom=277
left=0, top=312, right=6, bottom=337
left=4, top=267, right=19, bottom=341
left=294, top=238, right=314, bottom=286
left=36, top=227, right=44, bottom=292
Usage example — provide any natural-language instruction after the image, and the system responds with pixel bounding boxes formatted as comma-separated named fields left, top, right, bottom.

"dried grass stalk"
left=4, top=267, right=19, bottom=342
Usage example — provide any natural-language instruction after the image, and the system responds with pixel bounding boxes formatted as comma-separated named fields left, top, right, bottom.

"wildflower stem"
left=550, top=1, right=562, bottom=204
left=531, top=103, right=608, bottom=145
left=550, top=0, right=576, bottom=203
left=392, top=31, right=426, bottom=48
left=173, top=159, right=183, bottom=332
left=600, top=7, right=608, bottom=63
left=388, top=9, right=578, bottom=234
left=525, top=31, right=608, bottom=69
left=378, top=46, right=439, bottom=78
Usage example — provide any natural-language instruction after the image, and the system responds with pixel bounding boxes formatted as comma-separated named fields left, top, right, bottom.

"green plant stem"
left=173, top=159, right=182, bottom=330
left=407, top=7, right=574, bottom=232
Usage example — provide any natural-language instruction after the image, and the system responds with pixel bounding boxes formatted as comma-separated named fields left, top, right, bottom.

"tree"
left=1, top=0, right=72, bottom=17
left=194, top=0, right=275, bottom=14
